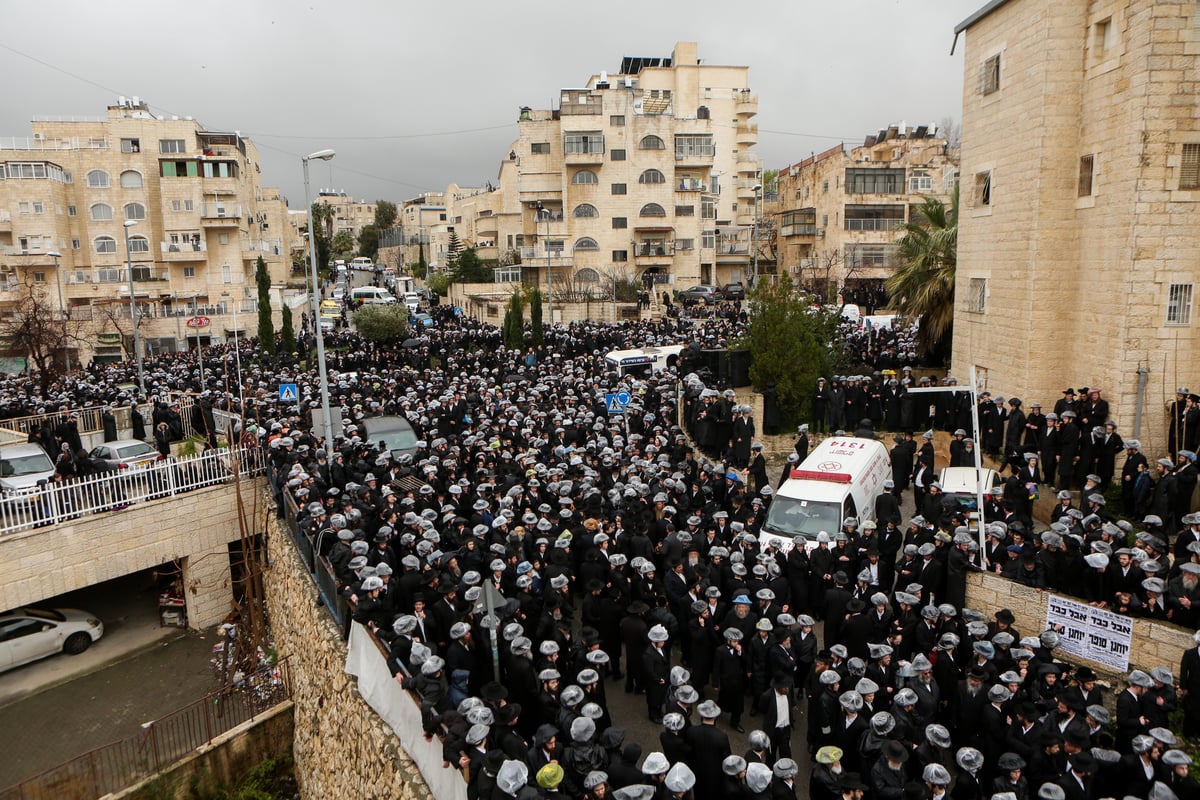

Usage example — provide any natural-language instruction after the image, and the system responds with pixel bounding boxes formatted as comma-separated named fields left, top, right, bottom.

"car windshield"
left=0, top=452, right=54, bottom=477
left=365, top=420, right=418, bottom=451
left=762, top=496, right=843, bottom=538
left=116, top=442, right=155, bottom=458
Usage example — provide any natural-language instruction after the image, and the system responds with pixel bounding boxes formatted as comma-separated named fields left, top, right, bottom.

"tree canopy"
left=353, top=304, right=410, bottom=344
left=374, top=200, right=397, bottom=230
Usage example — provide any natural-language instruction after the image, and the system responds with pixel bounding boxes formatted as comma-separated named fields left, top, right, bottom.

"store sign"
left=1045, top=594, right=1133, bottom=672
left=186, top=316, right=210, bottom=328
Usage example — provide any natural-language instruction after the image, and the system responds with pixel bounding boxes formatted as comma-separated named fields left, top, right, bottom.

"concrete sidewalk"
left=0, top=630, right=219, bottom=788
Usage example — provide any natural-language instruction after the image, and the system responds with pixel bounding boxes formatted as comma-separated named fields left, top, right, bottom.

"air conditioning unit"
left=32, top=133, right=44, bottom=141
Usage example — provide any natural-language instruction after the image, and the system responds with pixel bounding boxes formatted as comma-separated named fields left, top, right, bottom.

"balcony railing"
left=66, top=271, right=93, bottom=285
left=780, top=224, right=819, bottom=237
left=198, top=202, right=242, bottom=220
left=0, top=136, right=109, bottom=151
left=161, top=241, right=207, bottom=255
left=735, top=91, right=759, bottom=113
left=560, top=100, right=603, bottom=116
left=717, top=240, right=750, bottom=255
left=242, top=238, right=284, bottom=255
left=634, top=243, right=674, bottom=258
left=845, top=218, right=905, bottom=232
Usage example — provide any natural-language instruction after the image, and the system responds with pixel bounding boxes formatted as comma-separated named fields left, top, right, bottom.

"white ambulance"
left=760, top=436, right=891, bottom=552
left=602, top=345, right=684, bottom=377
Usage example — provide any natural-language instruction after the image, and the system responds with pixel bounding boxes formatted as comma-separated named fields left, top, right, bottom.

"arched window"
left=120, top=170, right=143, bottom=189
left=128, top=235, right=150, bottom=253
left=91, top=203, right=113, bottom=221
left=573, top=203, right=598, bottom=219
left=124, top=202, right=146, bottom=220
left=87, top=170, right=109, bottom=188
left=639, top=169, right=666, bottom=185
left=639, top=135, right=665, bottom=150
left=94, top=236, right=117, bottom=254
left=576, top=267, right=600, bottom=283
left=573, top=237, right=599, bottom=251
left=639, top=203, right=666, bottom=217
left=571, top=170, right=598, bottom=185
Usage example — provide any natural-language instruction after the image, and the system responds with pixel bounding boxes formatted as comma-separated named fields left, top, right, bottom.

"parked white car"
left=0, top=607, right=104, bottom=671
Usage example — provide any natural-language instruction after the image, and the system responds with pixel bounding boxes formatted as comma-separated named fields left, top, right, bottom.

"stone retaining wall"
left=966, top=571, right=1194, bottom=677
left=264, top=507, right=433, bottom=800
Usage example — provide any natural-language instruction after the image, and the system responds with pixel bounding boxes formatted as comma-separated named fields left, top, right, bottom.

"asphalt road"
left=0, top=631, right=219, bottom=788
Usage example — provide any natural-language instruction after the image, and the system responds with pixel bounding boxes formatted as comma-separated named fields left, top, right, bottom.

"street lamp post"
left=221, top=290, right=245, bottom=412
left=122, top=220, right=146, bottom=396
left=536, top=201, right=552, bottom=324
left=303, top=149, right=337, bottom=451
left=47, top=250, right=68, bottom=371
left=751, top=182, right=762, bottom=287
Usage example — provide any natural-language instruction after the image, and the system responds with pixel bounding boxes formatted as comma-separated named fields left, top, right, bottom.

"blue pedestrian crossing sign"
left=606, top=391, right=631, bottom=414
left=279, top=383, right=298, bottom=403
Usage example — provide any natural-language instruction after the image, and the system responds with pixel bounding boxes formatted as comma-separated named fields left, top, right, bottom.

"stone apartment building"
left=0, top=98, right=298, bottom=364
left=314, top=191, right=379, bottom=240
left=951, top=0, right=1200, bottom=445
left=771, top=125, right=958, bottom=304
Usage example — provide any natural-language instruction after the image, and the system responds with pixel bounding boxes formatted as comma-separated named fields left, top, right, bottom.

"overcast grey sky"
left=0, top=0, right=971, bottom=209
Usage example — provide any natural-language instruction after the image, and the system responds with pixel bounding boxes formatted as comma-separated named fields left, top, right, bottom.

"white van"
left=350, top=287, right=396, bottom=305
left=760, top=436, right=891, bottom=552
left=603, top=345, right=684, bottom=377
left=350, top=257, right=373, bottom=271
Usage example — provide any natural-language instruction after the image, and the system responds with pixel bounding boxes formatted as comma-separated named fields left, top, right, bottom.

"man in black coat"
left=643, top=624, right=671, bottom=722
left=823, top=572, right=854, bottom=647
left=758, top=675, right=795, bottom=760
left=684, top=700, right=732, bottom=800
left=713, top=629, right=748, bottom=732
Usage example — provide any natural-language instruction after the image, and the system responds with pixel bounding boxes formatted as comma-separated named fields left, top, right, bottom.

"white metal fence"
left=0, top=447, right=265, bottom=536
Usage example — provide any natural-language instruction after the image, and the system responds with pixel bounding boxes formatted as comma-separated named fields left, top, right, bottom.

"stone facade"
left=966, top=571, right=1193, bottom=677
left=0, top=478, right=254, bottom=628
left=264, top=508, right=433, bottom=800
left=770, top=127, right=958, bottom=301
left=0, top=98, right=301, bottom=363
left=952, top=0, right=1200, bottom=447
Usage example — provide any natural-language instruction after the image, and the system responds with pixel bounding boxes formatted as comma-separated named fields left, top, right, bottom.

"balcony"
left=0, top=210, right=10, bottom=231
left=518, top=173, right=563, bottom=200
left=675, top=178, right=709, bottom=193
left=560, top=95, right=603, bottom=116
left=674, top=148, right=715, bottom=167
left=161, top=241, right=207, bottom=259
left=66, top=271, right=94, bottom=285
left=736, top=151, right=761, bottom=173
left=735, top=91, right=758, bottom=116
left=780, top=224, right=819, bottom=238
left=198, top=203, right=242, bottom=226
left=634, top=243, right=674, bottom=264
left=563, top=148, right=605, bottom=165
left=242, top=237, right=285, bottom=256
left=736, top=124, right=759, bottom=145
left=717, top=240, right=750, bottom=256
left=518, top=247, right=572, bottom=267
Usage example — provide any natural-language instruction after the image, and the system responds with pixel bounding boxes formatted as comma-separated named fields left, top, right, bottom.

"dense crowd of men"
left=8, top=302, right=1200, bottom=800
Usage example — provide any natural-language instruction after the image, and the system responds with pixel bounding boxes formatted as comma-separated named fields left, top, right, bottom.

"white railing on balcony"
left=0, top=136, right=108, bottom=151
left=66, top=271, right=93, bottom=285
left=845, top=218, right=905, bottom=232
left=161, top=241, right=207, bottom=254
left=243, top=238, right=284, bottom=255
left=199, top=202, right=242, bottom=219
left=0, top=446, right=265, bottom=537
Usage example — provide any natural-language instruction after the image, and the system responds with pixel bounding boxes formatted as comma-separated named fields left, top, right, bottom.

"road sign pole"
left=485, top=585, right=501, bottom=683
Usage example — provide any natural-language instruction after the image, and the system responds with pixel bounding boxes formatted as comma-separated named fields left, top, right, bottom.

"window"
left=531, top=142, right=551, bottom=154
left=564, top=133, right=604, bottom=154
left=639, top=169, right=666, bottom=185
left=675, top=205, right=695, bottom=217
left=88, top=137, right=107, bottom=149
left=844, top=205, right=905, bottom=231
left=845, top=168, right=906, bottom=194
left=573, top=204, right=599, bottom=219
left=1181, top=143, right=1200, bottom=190
left=980, top=54, right=1001, bottom=95
left=908, top=170, right=933, bottom=193
left=159, top=139, right=187, bottom=154
left=200, top=161, right=237, bottom=178
left=87, top=170, right=109, bottom=188
left=974, top=171, right=992, bottom=206
left=968, top=278, right=987, bottom=312
left=67, top=205, right=76, bottom=217
left=612, top=250, right=628, bottom=262
left=701, top=197, right=716, bottom=219
left=160, top=161, right=199, bottom=178
left=94, top=236, right=117, bottom=254
left=1168, top=283, right=1194, bottom=325
left=676, top=238, right=695, bottom=251
left=674, top=134, right=715, bottom=159
left=120, top=138, right=141, bottom=153
left=124, top=202, right=146, bottom=220
left=610, top=149, right=626, bottom=161
left=1094, top=17, right=1115, bottom=54
left=183, top=266, right=196, bottom=278
left=701, top=229, right=716, bottom=249
left=574, top=237, right=599, bottom=251
left=120, top=170, right=143, bottom=189
left=97, top=268, right=121, bottom=282
left=171, top=199, right=195, bottom=212
left=1078, top=155, right=1095, bottom=197
left=572, top=170, right=598, bottom=185
left=846, top=243, right=899, bottom=268
left=609, top=115, right=625, bottom=127
left=494, top=266, right=521, bottom=283
left=611, top=183, right=627, bottom=195
left=221, top=265, right=233, bottom=284
left=91, top=203, right=113, bottom=221
left=128, top=235, right=150, bottom=253
left=71, top=238, right=80, bottom=250
left=640, top=135, right=665, bottom=150
left=612, top=217, right=627, bottom=229
left=576, top=267, right=600, bottom=282
left=639, top=203, right=666, bottom=217
left=32, top=201, right=44, bottom=214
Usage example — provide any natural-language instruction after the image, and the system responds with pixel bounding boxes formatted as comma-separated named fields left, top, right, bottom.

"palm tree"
left=885, top=183, right=958, bottom=359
